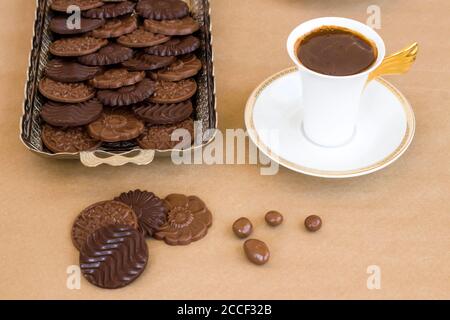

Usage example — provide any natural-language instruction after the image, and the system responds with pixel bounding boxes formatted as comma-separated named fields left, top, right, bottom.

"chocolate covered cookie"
left=49, top=36, right=108, bottom=57
left=149, top=79, right=197, bottom=104
left=40, top=99, right=103, bottom=127
left=41, top=124, right=101, bottom=153
left=137, top=118, right=194, bottom=150
left=39, top=77, right=95, bottom=103
left=97, top=78, right=156, bottom=106
left=88, top=108, right=145, bottom=142
left=122, top=53, right=175, bottom=71
left=144, top=35, right=200, bottom=56
left=153, top=54, right=202, bottom=81
left=91, top=68, right=145, bottom=89
left=50, top=16, right=105, bottom=35
left=134, top=100, right=193, bottom=125
left=144, top=17, right=199, bottom=36
left=51, top=0, right=104, bottom=12
left=114, top=190, right=168, bottom=237
left=117, top=28, right=170, bottom=48
left=78, top=43, right=134, bottom=66
left=45, top=59, right=101, bottom=83
left=83, top=1, right=136, bottom=19
left=80, top=225, right=148, bottom=289
left=72, top=200, right=138, bottom=251
left=154, top=194, right=213, bottom=246
left=91, top=15, right=138, bottom=38
left=136, top=0, right=189, bottom=20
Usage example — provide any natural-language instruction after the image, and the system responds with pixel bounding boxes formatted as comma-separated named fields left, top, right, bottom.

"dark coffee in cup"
left=296, top=26, right=377, bottom=76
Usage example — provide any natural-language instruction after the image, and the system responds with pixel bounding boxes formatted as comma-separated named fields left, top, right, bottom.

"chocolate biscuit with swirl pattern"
left=80, top=224, right=148, bottom=289
left=133, top=100, right=193, bottom=125
left=40, top=99, right=103, bottom=127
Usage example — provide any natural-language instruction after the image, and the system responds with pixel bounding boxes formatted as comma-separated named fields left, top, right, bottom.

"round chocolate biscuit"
left=134, top=100, right=193, bottom=125
left=144, top=35, right=200, bottom=56
left=97, top=78, right=156, bottom=106
left=153, top=54, right=202, bottom=81
left=149, top=79, right=197, bottom=104
left=137, top=118, right=194, bottom=150
left=91, top=68, right=145, bottom=89
left=51, top=0, right=104, bottom=12
left=83, top=1, right=136, bottom=19
left=45, top=59, right=101, bottom=83
left=91, top=15, right=138, bottom=38
left=80, top=224, right=148, bottom=289
left=122, top=53, right=176, bottom=71
left=50, top=16, right=105, bottom=35
left=49, top=36, right=108, bottom=57
left=39, top=77, right=96, bottom=103
left=114, top=190, right=168, bottom=237
left=154, top=194, right=213, bottom=246
left=72, top=200, right=138, bottom=251
left=41, top=124, right=101, bottom=154
left=78, top=43, right=134, bottom=66
left=144, top=17, right=200, bottom=36
left=40, top=99, right=103, bottom=127
left=88, top=108, right=145, bottom=142
left=117, top=28, right=170, bottom=48
left=136, top=0, right=189, bottom=20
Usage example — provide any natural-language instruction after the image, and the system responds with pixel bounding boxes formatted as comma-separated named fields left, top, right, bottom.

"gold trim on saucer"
left=244, top=67, right=416, bottom=178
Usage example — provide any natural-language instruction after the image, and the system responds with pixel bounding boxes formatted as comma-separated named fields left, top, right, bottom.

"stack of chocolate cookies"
left=39, top=0, right=201, bottom=153
left=72, top=190, right=213, bottom=289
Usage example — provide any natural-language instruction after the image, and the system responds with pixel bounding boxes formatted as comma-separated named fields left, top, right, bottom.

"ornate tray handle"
left=368, top=43, right=419, bottom=82
left=80, top=149, right=156, bottom=167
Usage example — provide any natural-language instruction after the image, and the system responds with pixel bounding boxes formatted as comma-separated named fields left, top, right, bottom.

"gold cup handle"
left=368, top=42, right=419, bottom=82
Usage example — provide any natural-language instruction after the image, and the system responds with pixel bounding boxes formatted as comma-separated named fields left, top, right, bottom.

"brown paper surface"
left=0, top=0, right=449, bottom=299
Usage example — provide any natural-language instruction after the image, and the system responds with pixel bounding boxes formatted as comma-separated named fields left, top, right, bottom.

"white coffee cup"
left=287, top=17, right=386, bottom=147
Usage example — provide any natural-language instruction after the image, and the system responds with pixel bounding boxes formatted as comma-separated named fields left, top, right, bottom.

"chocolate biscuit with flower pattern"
left=41, top=124, right=101, bottom=154
left=114, top=190, right=168, bottom=237
left=154, top=194, right=213, bottom=246
left=87, top=108, right=145, bottom=142
left=149, top=79, right=197, bottom=104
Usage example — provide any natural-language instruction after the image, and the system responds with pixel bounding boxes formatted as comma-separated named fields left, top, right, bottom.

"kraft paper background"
left=0, top=0, right=449, bottom=299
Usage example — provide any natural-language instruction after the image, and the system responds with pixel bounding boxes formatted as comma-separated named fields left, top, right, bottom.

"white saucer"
left=245, top=67, right=415, bottom=178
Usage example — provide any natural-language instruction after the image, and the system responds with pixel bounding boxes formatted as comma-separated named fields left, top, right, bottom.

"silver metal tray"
left=20, top=0, right=217, bottom=167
